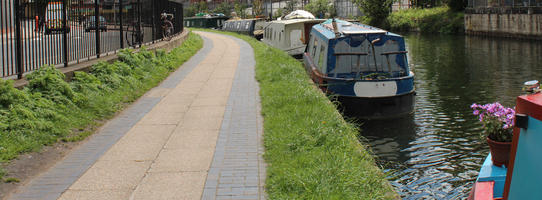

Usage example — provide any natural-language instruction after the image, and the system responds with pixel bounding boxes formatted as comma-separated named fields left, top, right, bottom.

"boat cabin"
left=262, top=19, right=325, bottom=56
left=183, top=15, right=229, bottom=29
left=306, top=19, right=411, bottom=81
left=222, top=19, right=265, bottom=39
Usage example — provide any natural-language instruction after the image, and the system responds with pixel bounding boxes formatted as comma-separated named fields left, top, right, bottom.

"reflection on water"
left=353, top=34, right=542, bottom=199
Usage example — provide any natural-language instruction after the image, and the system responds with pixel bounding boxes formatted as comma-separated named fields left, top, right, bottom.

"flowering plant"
left=471, top=102, right=515, bottom=142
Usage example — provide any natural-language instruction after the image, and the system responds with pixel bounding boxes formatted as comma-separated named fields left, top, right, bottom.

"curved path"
left=8, top=32, right=266, bottom=200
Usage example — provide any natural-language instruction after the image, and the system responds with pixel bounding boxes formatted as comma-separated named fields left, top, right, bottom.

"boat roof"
left=269, top=18, right=326, bottom=25
left=313, top=19, right=402, bottom=39
left=226, top=18, right=264, bottom=22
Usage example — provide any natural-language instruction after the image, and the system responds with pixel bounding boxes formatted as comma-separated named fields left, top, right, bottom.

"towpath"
left=7, top=31, right=266, bottom=200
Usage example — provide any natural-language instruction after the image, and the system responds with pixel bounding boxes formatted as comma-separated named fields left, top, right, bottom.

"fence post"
left=14, top=0, right=23, bottom=79
left=62, top=0, right=68, bottom=67
left=137, top=0, right=141, bottom=48
left=95, top=0, right=100, bottom=58
left=152, top=0, right=155, bottom=43
left=119, top=0, right=124, bottom=49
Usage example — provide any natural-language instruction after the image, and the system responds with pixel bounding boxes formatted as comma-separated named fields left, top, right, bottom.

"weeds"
left=0, top=32, right=203, bottom=179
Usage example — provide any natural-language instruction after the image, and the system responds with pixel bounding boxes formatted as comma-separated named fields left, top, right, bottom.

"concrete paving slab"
left=149, top=148, right=215, bottom=173
left=191, top=97, right=228, bottom=107
left=138, top=110, right=186, bottom=125
left=98, top=125, right=176, bottom=161
left=57, top=189, right=132, bottom=200
left=68, top=160, right=150, bottom=190
left=165, top=130, right=219, bottom=150
left=180, top=116, right=224, bottom=131
left=131, top=172, right=207, bottom=200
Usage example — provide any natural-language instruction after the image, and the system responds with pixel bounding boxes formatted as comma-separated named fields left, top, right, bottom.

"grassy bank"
left=0, top=33, right=203, bottom=180
left=192, top=29, right=396, bottom=199
left=386, top=6, right=464, bottom=34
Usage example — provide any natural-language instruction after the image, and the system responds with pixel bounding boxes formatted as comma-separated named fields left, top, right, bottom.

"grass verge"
left=386, top=6, right=464, bottom=34
left=0, top=32, right=203, bottom=180
left=192, top=28, right=397, bottom=199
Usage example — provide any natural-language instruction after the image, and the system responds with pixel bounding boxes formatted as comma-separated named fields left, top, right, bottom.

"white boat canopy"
left=283, top=10, right=316, bottom=20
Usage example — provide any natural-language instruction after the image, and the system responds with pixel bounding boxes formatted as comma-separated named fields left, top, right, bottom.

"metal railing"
left=468, top=0, right=542, bottom=8
left=0, top=0, right=183, bottom=79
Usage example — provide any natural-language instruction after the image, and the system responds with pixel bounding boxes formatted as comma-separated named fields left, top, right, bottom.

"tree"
left=234, top=3, right=249, bottom=18
left=213, top=2, right=233, bottom=16
left=198, top=1, right=208, bottom=13
left=285, top=0, right=297, bottom=13
left=447, top=0, right=467, bottom=11
left=252, top=0, right=264, bottom=16
left=185, top=4, right=199, bottom=17
left=305, top=0, right=334, bottom=18
left=353, top=0, right=393, bottom=27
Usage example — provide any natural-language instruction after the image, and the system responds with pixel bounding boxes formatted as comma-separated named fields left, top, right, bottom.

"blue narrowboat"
left=303, top=19, right=415, bottom=118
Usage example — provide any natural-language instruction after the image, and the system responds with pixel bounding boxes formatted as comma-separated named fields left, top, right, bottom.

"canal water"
left=355, top=34, right=542, bottom=199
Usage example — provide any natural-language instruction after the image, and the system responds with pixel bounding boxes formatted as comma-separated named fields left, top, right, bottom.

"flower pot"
left=487, top=137, right=512, bottom=167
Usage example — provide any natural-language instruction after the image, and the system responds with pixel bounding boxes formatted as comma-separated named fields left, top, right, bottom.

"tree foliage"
left=234, top=3, right=249, bottom=18
left=354, top=0, right=393, bottom=27
left=285, top=0, right=298, bottom=13
left=213, top=2, right=233, bottom=16
left=305, top=0, right=335, bottom=18
left=253, top=0, right=264, bottom=16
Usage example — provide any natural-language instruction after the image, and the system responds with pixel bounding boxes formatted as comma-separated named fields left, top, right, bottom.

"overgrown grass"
left=386, top=6, right=464, bottom=34
left=192, top=28, right=397, bottom=199
left=0, top=32, right=203, bottom=180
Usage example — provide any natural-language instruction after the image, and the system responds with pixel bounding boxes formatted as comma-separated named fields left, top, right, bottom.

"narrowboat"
left=262, top=18, right=324, bottom=57
left=469, top=88, right=542, bottom=200
left=183, top=14, right=229, bottom=29
left=222, top=18, right=265, bottom=40
left=303, top=19, right=415, bottom=118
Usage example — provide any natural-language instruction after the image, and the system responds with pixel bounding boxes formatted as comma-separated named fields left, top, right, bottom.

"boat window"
left=318, top=45, right=326, bottom=71
left=333, top=36, right=369, bottom=77
left=307, top=35, right=314, bottom=56
left=279, top=32, right=281, bottom=41
left=245, top=22, right=250, bottom=29
left=333, top=37, right=407, bottom=78
left=312, top=39, right=318, bottom=58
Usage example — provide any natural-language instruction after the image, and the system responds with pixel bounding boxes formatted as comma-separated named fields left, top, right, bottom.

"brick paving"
left=7, top=32, right=266, bottom=200
left=201, top=36, right=265, bottom=200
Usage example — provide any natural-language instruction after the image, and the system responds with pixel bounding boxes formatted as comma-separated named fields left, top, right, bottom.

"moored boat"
left=303, top=19, right=415, bottom=118
left=262, top=10, right=324, bottom=57
left=183, top=13, right=229, bottom=29
left=222, top=18, right=265, bottom=40
left=469, top=90, right=542, bottom=200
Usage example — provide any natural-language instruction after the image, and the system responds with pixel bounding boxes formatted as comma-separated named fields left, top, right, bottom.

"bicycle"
left=126, top=20, right=144, bottom=47
left=160, top=12, right=174, bottom=41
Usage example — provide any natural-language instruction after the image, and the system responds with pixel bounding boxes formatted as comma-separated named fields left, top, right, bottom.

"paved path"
left=8, top=31, right=266, bottom=200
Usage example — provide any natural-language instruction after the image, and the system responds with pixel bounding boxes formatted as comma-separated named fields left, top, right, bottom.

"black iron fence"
left=468, top=0, right=542, bottom=8
left=0, top=0, right=183, bottom=79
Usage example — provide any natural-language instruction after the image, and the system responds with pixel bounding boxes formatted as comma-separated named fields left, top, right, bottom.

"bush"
left=386, top=6, right=464, bottom=34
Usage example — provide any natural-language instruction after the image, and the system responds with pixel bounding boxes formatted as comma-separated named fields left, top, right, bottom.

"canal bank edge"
left=192, top=28, right=398, bottom=199
left=12, top=30, right=190, bottom=89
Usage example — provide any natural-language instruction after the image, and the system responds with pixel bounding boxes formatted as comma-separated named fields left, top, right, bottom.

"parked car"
left=84, top=16, right=107, bottom=32
left=44, top=2, right=70, bottom=34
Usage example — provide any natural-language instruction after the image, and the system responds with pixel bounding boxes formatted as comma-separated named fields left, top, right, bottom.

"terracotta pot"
left=486, top=137, right=512, bottom=167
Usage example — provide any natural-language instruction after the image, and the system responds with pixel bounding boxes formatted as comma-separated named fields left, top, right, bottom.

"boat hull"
left=336, top=91, right=415, bottom=119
